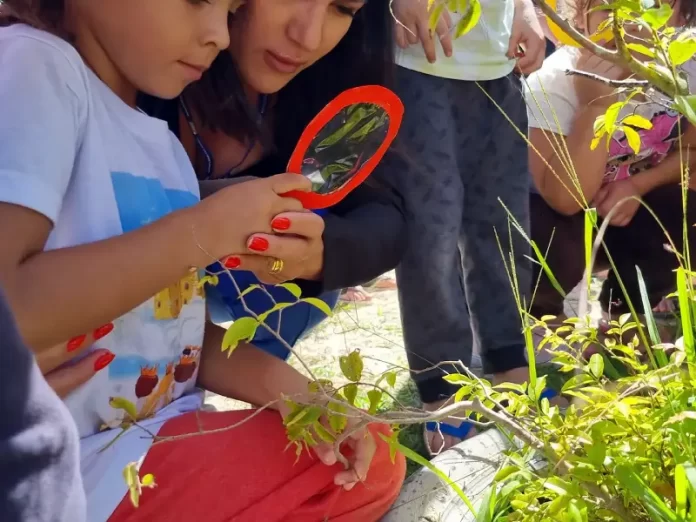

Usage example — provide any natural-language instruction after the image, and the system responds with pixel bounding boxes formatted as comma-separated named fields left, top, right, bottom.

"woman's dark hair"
left=184, top=0, right=395, bottom=159
left=0, top=0, right=66, bottom=35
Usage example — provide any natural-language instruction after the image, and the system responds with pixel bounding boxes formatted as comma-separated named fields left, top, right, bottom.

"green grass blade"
left=677, top=268, right=696, bottom=378
left=584, top=209, right=598, bottom=295
left=637, top=266, right=669, bottom=367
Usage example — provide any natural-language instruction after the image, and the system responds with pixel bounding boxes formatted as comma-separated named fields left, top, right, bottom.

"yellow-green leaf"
left=385, top=371, right=397, bottom=388
left=643, top=3, right=673, bottom=30
left=301, top=297, right=333, bottom=316
left=238, top=284, right=261, bottom=299
left=313, top=421, right=336, bottom=443
left=328, top=401, right=348, bottom=433
left=588, top=352, right=605, bottom=379
left=623, top=126, right=642, bottom=155
left=141, top=474, right=156, bottom=488
left=454, top=0, right=481, bottom=37
left=221, top=317, right=259, bottom=355
left=343, top=383, right=358, bottom=406
left=428, top=3, right=446, bottom=32
left=279, top=282, right=302, bottom=298
left=669, top=36, right=696, bottom=65
left=367, top=389, right=383, bottom=414
left=109, top=397, right=138, bottom=420
left=626, top=42, right=656, bottom=58
left=622, top=114, right=653, bottom=130
left=339, top=350, right=363, bottom=382
left=590, top=136, right=603, bottom=151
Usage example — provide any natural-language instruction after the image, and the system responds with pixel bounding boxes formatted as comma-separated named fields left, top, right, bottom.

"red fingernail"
left=223, top=256, right=241, bottom=269
left=271, top=217, right=291, bottom=231
left=94, top=351, right=115, bottom=372
left=67, top=334, right=87, bottom=352
left=248, top=237, right=269, bottom=252
left=93, top=323, right=114, bottom=341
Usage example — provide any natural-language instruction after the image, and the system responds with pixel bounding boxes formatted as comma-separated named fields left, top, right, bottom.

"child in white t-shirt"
left=0, top=1, right=403, bottom=520
left=525, top=0, right=696, bottom=323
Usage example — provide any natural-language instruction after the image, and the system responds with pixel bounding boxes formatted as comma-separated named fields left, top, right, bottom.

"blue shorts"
left=206, top=263, right=339, bottom=360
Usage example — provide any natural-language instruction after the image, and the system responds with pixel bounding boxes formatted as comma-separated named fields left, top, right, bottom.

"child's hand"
left=38, top=324, right=115, bottom=398
left=392, top=0, right=453, bottom=63
left=593, top=179, right=641, bottom=226
left=189, top=174, right=312, bottom=267
left=221, top=210, right=325, bottom=284
left=574, top=51, right=628, bottom=107
left=508, top=0, right=545, bottom=75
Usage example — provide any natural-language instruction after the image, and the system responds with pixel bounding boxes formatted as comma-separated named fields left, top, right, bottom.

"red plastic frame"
left=284, top=85, right=404, bottom=209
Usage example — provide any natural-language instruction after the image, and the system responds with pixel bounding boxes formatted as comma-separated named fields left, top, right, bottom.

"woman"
left=141, top=0, right=406, bottom=359
left=0, top=0, right=405, bottom=520
left=525, top=0, right=696, bottom=329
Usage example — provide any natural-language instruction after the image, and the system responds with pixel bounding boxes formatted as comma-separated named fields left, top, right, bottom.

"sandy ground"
left=204, top=271, right=602, bottom=412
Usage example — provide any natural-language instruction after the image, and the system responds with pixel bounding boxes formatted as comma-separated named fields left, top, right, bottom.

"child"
left=0, top=1, right=404, bottom=520
left=376, top=0, right=546, bottom=453
left=526, top=0, right=696, bottom=326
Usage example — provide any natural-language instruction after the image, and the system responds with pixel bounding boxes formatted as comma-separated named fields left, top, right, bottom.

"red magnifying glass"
left=283, top=85, right=404, bottom=210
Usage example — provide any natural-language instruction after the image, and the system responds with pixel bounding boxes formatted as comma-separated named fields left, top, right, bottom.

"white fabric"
left=395, top=0, right=515, bottom=81
left=524, top=45, right=696, bottom=184
left=0, top=25, right=206, bottom=521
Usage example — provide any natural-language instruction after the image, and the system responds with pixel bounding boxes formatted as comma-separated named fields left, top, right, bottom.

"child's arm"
left=196, top=322, right=310, bottom=413
left=0, top=36, right=309, bottom=352
left=529, top=105, right=610, bottom=215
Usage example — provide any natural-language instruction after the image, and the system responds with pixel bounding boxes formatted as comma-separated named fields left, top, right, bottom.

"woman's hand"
left=593, top=178, right=641, bottom=226
left=222, top=211, right=325, bottom=285
left=38, top=324, right=115, bottom=398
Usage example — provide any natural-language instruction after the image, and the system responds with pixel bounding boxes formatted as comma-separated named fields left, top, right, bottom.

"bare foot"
left=340, top=286, right=372, bottom=303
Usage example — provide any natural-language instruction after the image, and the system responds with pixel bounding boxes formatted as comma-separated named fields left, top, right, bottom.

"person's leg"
left=529, top=193, right=588, bottom=319
left=108, top=410, right=405, bottom=522
left=381, top=67, right=471, bottom=404
left=456, top=75, right=530, bottom=375
left=600, top=185, right=696, bottom=315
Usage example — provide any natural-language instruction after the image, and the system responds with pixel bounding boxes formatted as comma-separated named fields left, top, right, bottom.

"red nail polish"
left=67, top=334, right=87, bottom=352
left=94, top=351, right=115, bottom=372
left=223, top=256, right=241, bottom=269
left=271, top=217, right=291, bottom=231
left=93, top=323, right=114, bottom=341
left=248, top=237, right=269, bottom=252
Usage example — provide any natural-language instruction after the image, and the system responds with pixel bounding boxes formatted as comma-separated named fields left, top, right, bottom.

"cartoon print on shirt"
left=604, top=108, right=684, bottom=184
left=94, top=172, right=205, bottom=432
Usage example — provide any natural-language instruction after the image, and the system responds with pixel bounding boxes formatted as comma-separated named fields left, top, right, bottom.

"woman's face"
left=227, top=0, right=366, bottom=94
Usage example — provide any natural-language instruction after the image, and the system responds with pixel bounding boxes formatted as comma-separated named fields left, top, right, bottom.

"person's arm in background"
left=527, top=51, right=628, bottom=215
left=0, top=286, right=86, bottom=522
left=593, top=123, right=696, bottom=226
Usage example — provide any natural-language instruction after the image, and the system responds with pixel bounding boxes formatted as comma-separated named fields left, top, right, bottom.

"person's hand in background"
left=593, top=178, right=641, bottom=226
left=39, top=324, right=115, bottom=398
left=509, top=0, right=546, bottom=75
left=392, top=0, right=453, bottom=63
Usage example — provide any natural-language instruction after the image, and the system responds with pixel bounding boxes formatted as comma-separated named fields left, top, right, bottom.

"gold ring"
left=269, top=258, right=284, bottom=275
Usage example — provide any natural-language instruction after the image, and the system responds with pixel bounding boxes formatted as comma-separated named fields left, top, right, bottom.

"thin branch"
left=565, top=68, right=648, bottom=87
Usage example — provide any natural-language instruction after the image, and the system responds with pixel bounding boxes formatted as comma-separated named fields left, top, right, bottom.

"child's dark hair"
left=183, top=0, right=395, bottom=158
left=0, top=0, right=66, bottom=35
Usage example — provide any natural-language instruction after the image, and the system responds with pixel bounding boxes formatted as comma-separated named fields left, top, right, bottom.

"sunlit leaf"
left=454, top=0, right=481, bottom=37
left=367, top=389, right=383, bottom=414
left=343, top=383, right=358, bottom=406
left=279, top=282, right=302, bottom=298
left=642, top=2, right=673, bottom=29
left=669, top=35, right=696, bottom=65
left=301, top=297, right=334, bottom=316
left=339, top=350, right=363, bottom=382
left=221, top=317, right=259, bottom=355
left=623, top=126, right=642, bottom=155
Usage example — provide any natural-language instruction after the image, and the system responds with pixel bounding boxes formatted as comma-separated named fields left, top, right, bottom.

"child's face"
left=226, top=0, right=366, bottom=95
left=69, top=0, right=235, bottom=101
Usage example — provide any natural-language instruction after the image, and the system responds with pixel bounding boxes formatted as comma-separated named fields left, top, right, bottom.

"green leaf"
left=587, top=441, right=606, bottom=467
left=123, top=462, right=142, bottom=508
left=300, top=297, right=333, bottom=317
left=669, top=35, right=696, bottom=65
left=643, top=2, right=673, bottom=29
left=313, top=421, right=336, bottom=443
left=279, top=282, right=302, bottom=298
left=258, top=301, right=294, bottom=322
left=343, top=383, right=358, bottom=406
left=674, top=95, right=696, bottom=125
left=588, top=353, right=604, bottom=379
left=562, top=373, right=594, bottom=393
left=339, top=350, right=363, bottom=382
left=615, top=464, right=679, bottom=522
left=238, top=284, right=261, bottom=299
left=454, top=0, right=481, bottom=37
left=328, top=401, right=347, bottom=434
left=385, top=371, right=397, bottom=388
left=367, top=389, right=382, bottom=414
left=221, top=317, right=259, bottom=354
left=443, top=374, right=469, bottom=384
left=675, top=463, right=687, bottom=519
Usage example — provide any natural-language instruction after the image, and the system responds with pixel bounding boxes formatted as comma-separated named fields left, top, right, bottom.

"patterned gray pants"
left=377, top=67, right=532, bottom=403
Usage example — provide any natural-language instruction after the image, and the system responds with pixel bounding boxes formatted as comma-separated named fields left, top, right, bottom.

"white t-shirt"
left=525, top=46, right=696, bottom=185
left=0, top=25, right=206, bottom=521
left=396, top=0, right=515, bottom=81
